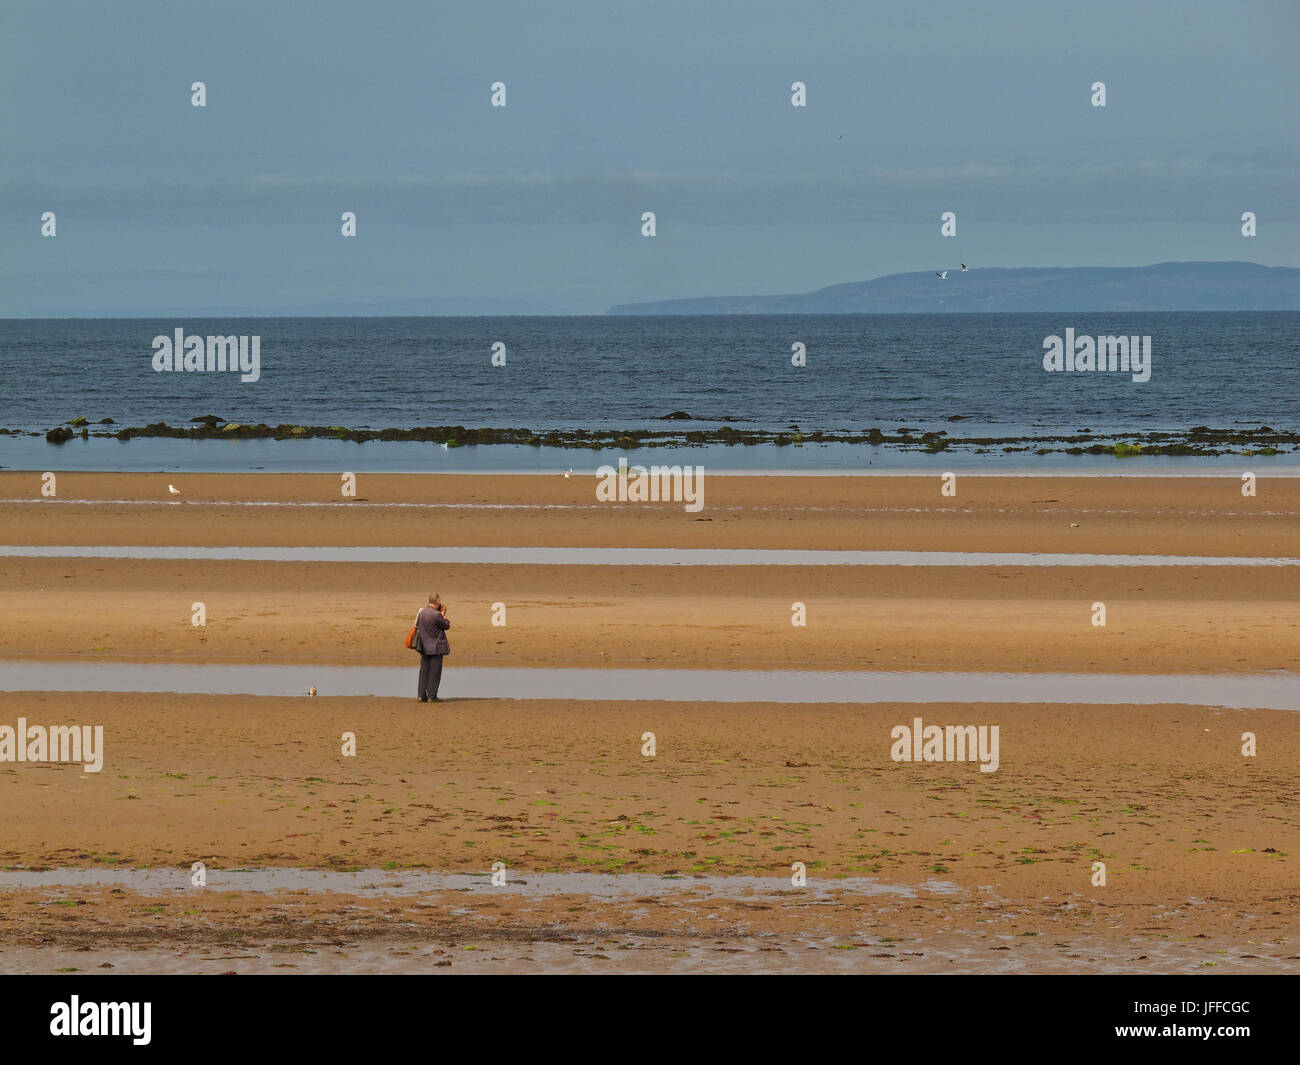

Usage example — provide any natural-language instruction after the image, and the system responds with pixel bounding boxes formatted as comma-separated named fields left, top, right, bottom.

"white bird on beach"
left=563, top=468, right=573, bottom=479
left=936, top=271, right=948, bottom=280
left=168, top=484, right=180, bottom=496
left=1068, top=522, right=1080, bottom=528
left=960, top=263, right=968, bottom=271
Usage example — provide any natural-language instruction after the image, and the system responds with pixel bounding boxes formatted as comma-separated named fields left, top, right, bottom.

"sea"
left=1, top=312, right=1296, bottom=473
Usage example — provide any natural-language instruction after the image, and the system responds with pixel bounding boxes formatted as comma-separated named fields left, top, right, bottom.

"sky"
left=2, top=0, right=1297, bottom=315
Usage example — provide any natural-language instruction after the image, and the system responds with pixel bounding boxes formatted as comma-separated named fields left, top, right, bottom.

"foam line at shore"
left=1, top=662, right=1295, bottom=708
left=1, top=544, right=1295, bottom=566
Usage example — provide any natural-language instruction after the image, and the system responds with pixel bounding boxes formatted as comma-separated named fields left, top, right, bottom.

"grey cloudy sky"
left=3, top=0, right=1297, bottom=315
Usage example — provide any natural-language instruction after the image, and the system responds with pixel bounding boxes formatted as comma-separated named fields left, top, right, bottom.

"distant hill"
left=607, top=262, right=1300, bottom=314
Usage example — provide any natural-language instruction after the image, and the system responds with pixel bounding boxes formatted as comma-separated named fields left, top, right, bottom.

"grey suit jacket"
left=416, top=605, right=451, bottom=656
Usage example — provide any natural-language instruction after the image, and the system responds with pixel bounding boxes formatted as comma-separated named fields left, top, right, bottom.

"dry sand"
left=1, top=474, right=1297, bottom=672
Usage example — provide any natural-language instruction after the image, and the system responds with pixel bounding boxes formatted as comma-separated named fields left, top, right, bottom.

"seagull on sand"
left=309, top=686, right=317, bottom=696
left=936, top=271, right=948, bottom=280
left=168, top=484, right=180, bottom=496
left=1068, top=522, right=1080, bottom=528
left=563, top=468, right=573, bottom=479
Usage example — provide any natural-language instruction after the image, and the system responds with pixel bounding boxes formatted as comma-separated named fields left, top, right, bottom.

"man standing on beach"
left=416, top=593, right=451, bottom=702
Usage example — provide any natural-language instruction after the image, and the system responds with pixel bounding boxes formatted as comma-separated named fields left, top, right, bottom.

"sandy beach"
left=1, top=473, right=1296, bottom=972
left=2, top=473, right=1297, bottom=673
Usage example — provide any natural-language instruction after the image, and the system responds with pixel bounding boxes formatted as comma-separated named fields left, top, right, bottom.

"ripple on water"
left=0, top=661, right=1295, bottom=709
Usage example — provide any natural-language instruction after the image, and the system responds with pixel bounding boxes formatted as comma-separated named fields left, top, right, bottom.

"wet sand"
left=1, top=472, right=1297, bottom=556
left=3, top=883, right=1296, bottom=974
left=2, top=692, right=1297, bottom=973
left=2, top=473, right=1295, bottom=673
left=1, top=693, right=1295, bottom=895
left=1, top=557, right=1296, bottom=671
left=1, top=473, right=1296, bottom=973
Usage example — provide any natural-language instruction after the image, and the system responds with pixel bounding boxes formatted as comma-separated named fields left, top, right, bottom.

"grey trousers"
left=418, top=654, right=444, bottom=699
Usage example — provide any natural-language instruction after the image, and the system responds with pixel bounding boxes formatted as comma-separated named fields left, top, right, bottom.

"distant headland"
left=607, top=262, right=1300, bottom=315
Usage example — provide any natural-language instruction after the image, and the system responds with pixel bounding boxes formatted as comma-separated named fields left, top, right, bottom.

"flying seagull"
left=936, top=271, right=948, bottom=280
left=960, top=263, right=968, bottom=271
left=168, top=484, right=180, bottom=496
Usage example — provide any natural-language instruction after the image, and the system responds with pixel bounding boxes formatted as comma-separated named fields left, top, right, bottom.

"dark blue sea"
left=2, top=313, right=1296, bottom=472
